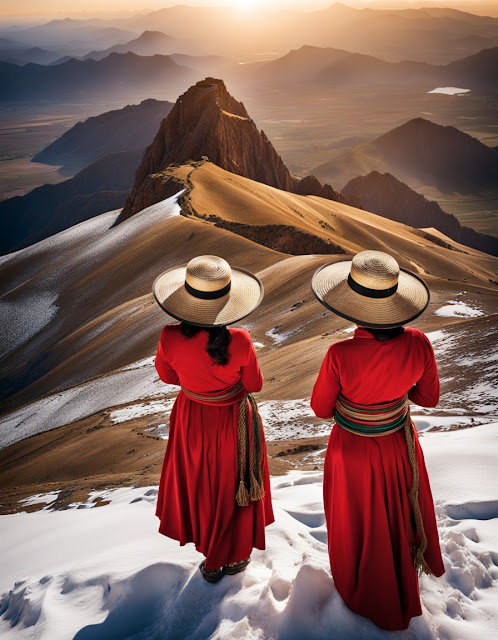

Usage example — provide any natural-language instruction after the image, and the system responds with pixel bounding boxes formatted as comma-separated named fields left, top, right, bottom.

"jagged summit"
left=119, top=78, right=356, bottom=221
left=118, top=78, right=296, bottom=220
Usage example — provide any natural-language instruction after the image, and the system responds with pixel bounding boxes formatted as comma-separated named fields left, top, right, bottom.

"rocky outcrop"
left=294, top=174, right=361, bottom=208
left=212, top=219, right=345, bottom=255
left=343, top=171, right=498, bottom=256
left=118, top=78, right=296, bottom=221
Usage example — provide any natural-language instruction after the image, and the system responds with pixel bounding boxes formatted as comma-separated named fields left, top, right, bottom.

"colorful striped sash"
left=334, top=393, right=433, bottom=576
left=181, top=381, right=265, bottom=507
left=334, top=394, right=408, bottom=437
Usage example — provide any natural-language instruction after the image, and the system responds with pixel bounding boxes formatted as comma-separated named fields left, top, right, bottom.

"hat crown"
left=350, top=250, right=400, bottom=291
left=185, top=255, right=232, bottom=292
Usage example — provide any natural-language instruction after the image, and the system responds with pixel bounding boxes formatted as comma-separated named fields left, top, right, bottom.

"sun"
left=232, top=0, right=260, bottom=11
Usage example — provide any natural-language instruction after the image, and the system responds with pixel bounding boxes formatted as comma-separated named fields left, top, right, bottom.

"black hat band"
left=347, top=274, right=398, bottom=299
left=185, top=280, right=231, bottom=300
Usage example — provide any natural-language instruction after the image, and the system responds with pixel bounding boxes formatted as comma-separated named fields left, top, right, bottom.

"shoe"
left=199, top=561, right=223, bottom=583
left=223, top=557, right=251, bottom=575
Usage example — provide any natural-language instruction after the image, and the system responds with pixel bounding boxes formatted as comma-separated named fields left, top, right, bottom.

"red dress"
left=154, top=324, right=274, bottom=570
left=311, top=327, right=445, bottom=631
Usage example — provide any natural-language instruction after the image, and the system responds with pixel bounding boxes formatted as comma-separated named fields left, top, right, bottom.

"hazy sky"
left=1, top=0, right=496, bottom=21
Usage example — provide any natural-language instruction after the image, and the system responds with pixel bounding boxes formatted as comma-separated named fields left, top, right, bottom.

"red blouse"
left=155, top=326, right=263, bottom=394
left=311, top=326, right=439, bottom=418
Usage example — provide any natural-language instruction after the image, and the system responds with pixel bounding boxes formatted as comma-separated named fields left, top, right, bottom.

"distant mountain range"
left=122, top=3, right=498, bottom=63
left=33, top=98, right=174, bottom=172
left=0, top=149, right=142, bottom=254
left=0, top=52, right=197, bottom=101
left=1, top=20, right=137, bottom=52
left=253, top=45, right=498, bottom=90
left=342, top=171, right=498, bottom=255
left=83, top=31, right=179, bottom=61
left=314, top=118, right=498, bottom=194
left=0, top=46, right=62, bottom=65
left=2, top=43, right=496, bottom=104
left=2, top=4, right=497, bottom=66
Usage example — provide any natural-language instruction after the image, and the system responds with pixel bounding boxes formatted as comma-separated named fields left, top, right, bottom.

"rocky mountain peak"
left=118, top=77, right=355, bottom=222
left=118, top=77, right=296, bottom=220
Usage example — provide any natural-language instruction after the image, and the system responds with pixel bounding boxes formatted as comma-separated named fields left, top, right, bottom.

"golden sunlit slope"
left=2, top=159, right=497, bottom=417
left=158, top=161, right=498, bottom=287
left=1, top=166, right=498, bottom=510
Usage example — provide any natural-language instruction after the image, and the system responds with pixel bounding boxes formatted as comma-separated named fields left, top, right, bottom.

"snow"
left=0, top=291, right=58, bottom=359
left=425, top=326, right=498, bottom=418
left=1, top=423, right=497, bottom=640
left=258, top=399, right=331, bottom=441
left=0, top=194, right=183, bottom=361
left=18, top=492, right=59, bottom=509
left=0, top=357, right=178, bottom=451
left=265, top=326, right=294, bottom=344
left=427, top=87, right=471, bottom=95
left=435, top=301, right=484, bottom=318
left=109, top=400, right=175, bottom=424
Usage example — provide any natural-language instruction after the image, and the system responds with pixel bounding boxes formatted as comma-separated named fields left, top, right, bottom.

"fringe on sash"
left=181, top=382, right=265, bottom=508
left=335, top=394, right=433, bottom=576
left=403, top=410, right=433, bottom=576
left=236, top=394, right=265, bottom=507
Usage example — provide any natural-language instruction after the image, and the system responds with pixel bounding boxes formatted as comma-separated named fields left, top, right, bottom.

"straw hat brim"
left=153, top=265, right=264, bottom=327
left=311, top=258, right=430, bottom=328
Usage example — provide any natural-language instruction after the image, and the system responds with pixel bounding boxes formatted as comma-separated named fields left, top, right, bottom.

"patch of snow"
left=19, top=492, right=59, bottom=509
left=435, top=301, right=484, bottom=318
left=427, top=87, right=470, bottom=95
left=252, top=341, right=265, bottom=349
left=258, top=399, right=331, bottom=440
left=0, top=358, right=179, bottom=451
left=109, top=400, right=175, bottom=424
left=145, top=423, right=169, bottom=440
left=342, top=325, right=356, bottom=334
left=0, top=291, right=58, bottom=359
left=265, top=326, right=295, bottom=345
left=1, top=424, right=497, bottom=640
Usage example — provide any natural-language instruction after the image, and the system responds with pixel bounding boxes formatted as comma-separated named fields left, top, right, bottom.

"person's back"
left=311, top=326, right=439, bottom=418
left=156, top=325, right=262, bottom=394
left=310, top=250, right=445, bottom=631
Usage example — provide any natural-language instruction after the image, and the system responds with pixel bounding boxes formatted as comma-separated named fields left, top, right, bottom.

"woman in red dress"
left=152, top=255, right=274, bottom=582
left=310, top=250, right=445, bottom=631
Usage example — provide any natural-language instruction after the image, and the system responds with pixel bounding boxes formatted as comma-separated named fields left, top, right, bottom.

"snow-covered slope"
left=1, top=424, right=497, bottom=640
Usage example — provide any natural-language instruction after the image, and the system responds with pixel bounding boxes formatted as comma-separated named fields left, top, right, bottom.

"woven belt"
left=181, top=381, right=265, bottom=507
left=334, top=393, right=408, bottom=437
left=334, top=393, right=433, bottom=576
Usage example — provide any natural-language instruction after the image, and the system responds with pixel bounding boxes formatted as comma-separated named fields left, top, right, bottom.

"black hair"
left=180, top=322, right=232, bottom=365
left=363, top=326, right=405, bottom=341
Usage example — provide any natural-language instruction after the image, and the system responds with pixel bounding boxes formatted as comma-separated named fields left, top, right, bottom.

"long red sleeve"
left=311, top=347, right=340, bottom=419
left=408, top=333, right=440, bottom=407
left=155, top=327, right=180, bottom=385
left=240, top=334, right=263, bottom=393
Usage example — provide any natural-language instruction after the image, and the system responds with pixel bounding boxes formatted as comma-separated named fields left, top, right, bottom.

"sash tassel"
left=181, top=381, right=265, bottom=507
left=335, top=393, right=433, bottom=576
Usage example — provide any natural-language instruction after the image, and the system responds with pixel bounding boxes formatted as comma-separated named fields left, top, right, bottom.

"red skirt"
left=155, top=393, right=274, bottom=570
left=324, top=424, right=445, bottom=631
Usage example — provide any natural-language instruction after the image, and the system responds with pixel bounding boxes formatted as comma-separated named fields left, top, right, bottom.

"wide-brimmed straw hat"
left=311, top=250, right=429, bottom=328
left=153, top=255, right=263, bottom=327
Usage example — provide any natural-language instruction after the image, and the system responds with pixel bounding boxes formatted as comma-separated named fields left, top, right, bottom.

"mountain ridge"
left=118, top=77, right=358, bottom=223
left=342, top=171, right=498, bottom=256
left=33, top=98, right=174, bottom=172
left=314, top=117, right=498, bottom=195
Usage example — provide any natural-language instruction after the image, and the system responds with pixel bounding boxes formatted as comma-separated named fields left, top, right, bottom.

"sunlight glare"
left=233, top=0, right=259, bottom=12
